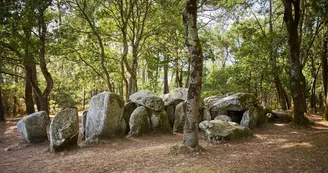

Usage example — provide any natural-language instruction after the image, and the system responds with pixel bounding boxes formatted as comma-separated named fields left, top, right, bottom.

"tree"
left=0, top=89, right=5, bottom=121
left=182, top=0, right=204, bottom=149
left=282, top=0, right=308, bottom=125
left=322, top=29, right=328, bottom=120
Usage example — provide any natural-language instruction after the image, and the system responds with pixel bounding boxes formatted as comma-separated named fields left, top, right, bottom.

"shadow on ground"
left=1, top=114, right=328, bottom=173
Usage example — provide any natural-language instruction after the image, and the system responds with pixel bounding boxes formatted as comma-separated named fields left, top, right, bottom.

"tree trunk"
left=248, top=71, right=252, bottom=93
left=82, top=87, right=86, bottom=110
left=130, top=46, right=138, bottom=94
left=32, top=65, right=41, bottom=111
left=185, top=56, right=191, bottom=88
left=30, top=4, right=54, bottom=114
left=310, top=78, right=316, bottom=112
left=310, top=57, right=320, bottom=113
left=319, top=93, right=324, bottom=110
left=23, top=28, right=35, bottom=115
left=322, top=29, right=328, bottom=120
left=154, top=57, right=160, bottom=93
left=274, top=75, right=288, bottom=110
left=179, top=66, right=183, bottom=87
left=0, top=90, right=5, bottom=121
left=270, top=0, right=288, bottom=110
left=163, top=56, right=169, bottom=94
left=175, top=57, right=180, bottom=88
left=282, top=0, right=307, bottom=125
left=182, top=0, right=204, bottom=148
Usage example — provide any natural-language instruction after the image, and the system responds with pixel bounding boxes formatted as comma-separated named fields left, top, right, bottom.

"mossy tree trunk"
left=282, top=0, right=308, bottom=125
left=182, top=0, right=204, bottom=148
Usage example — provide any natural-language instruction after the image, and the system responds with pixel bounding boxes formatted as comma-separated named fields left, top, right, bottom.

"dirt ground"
left=1, top=114, right=328, bottom=173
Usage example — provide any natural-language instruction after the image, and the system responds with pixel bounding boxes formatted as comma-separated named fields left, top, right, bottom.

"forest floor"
left=1, top=114, right=328, bottom=173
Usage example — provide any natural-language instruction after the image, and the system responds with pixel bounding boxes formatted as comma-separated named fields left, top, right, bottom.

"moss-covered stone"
left=50, top=108, right=79, bottom=152
left=210, top=93, right=257, bottom=116
left=173, top=101, right=186, bottom=133
left=17, top=111, right=49, bottom=143
left=199, top=120, right=253, bottom=142
left=128, top=106, right=151, bottom=137
left=151, top=110, right=172, bottom=133
left=85, top=92, right=126, bottom=142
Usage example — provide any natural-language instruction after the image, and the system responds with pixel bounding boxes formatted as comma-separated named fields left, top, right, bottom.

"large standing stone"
left=128, top=106, right=150, bottom=137
left=240, top=106, right=267, bottom=129
left=271, top=109, right=293, bottom=123
left=50, top=108, right=79, bottom=151
left=123, top=102, right=137, bottom=133
left=173, top=101, right=204, bottom=133
left=150, top=110, right=172, bottom=133
left=173, top=101, right=186, bottom=133
left=164, top=104, right=175, bottom=127
left=85, top=92, right=126, bottom=142
left=17, top=111, right=49, bottom=143
left=210, top=93, right=257, bottom=116
left=199, top=120, right=252, bottom=142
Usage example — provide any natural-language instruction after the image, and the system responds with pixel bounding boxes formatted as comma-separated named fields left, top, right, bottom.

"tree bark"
left=282, top=0, right=307, bottom=125
left=274, top=75, right=288, bottom=110
left=82, top=87, right=86, bottom=110
left=23, top=28, right=35, bottom=115
left=175, top=57, right=180, bottom=88
left=185, top=56, right=191, bottom=88
left=322, top=29, right=328, bottom=120
left=0, top=90, right=5, bottom=121
left=182, top=0, right=204, bottom=148
left=310, top=56, right=320, bottom=113
left=121, top=60, right=129, bottom=101
left=163, top=56, right=169, bottom=94
left=25, top=66, right=35, bottom=114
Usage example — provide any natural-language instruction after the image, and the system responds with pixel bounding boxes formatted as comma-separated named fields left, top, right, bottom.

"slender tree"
left=182, top=0, right=204, bottom=148
left=270, top=0, right=288, bottom=110
left=322, top=29, right=328, bottom=120
left=0, top=90, right=4, bottom=121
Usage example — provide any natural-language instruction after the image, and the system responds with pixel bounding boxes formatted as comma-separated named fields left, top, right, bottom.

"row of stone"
left=17, top=90, right=173, bottom=152
left=17, top=89, right=270, bottom=151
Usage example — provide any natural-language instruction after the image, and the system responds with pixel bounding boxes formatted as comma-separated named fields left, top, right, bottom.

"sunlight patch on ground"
left=4, top=125, right=17, bottom=135
left=274, top=123, right=289, bottom=127
left=280, top=142, right=313, bottom=149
